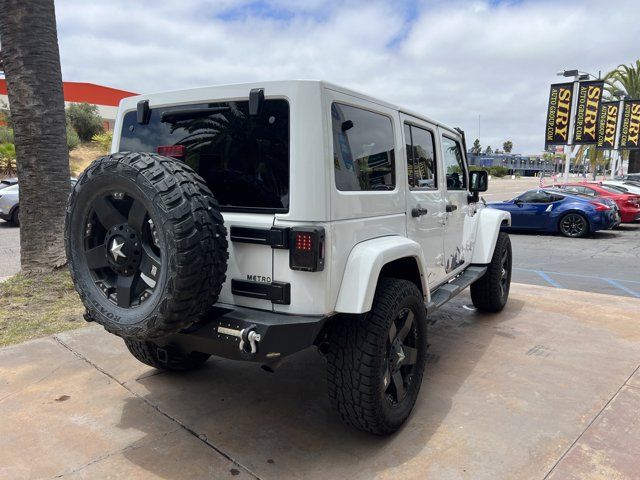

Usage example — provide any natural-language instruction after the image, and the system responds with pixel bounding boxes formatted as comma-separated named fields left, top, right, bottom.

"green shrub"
left=488, top=166, right=508, bottom=177
left=66, top=103, right=104, bottom=142
left=67, top=126, right=80, bottom=151
left=91, top=131, right=113, bottom=153
left=0, top=126, right=13, bottom=144
left=515, top=172, right=521, bottom=178
left=0, top=143, right=17, bottom=176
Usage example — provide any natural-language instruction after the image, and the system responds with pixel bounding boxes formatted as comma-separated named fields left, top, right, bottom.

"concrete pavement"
left=2, top=283, right=640, bottom=479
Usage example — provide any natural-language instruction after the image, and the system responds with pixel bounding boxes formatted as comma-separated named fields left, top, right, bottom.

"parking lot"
left=2, top=284, right=639, bottom=479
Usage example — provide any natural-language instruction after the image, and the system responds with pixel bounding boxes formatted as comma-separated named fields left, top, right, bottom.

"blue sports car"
left=488, top=188, right=617, bottom=237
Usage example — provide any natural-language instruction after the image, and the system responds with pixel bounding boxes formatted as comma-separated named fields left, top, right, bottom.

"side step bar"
left=426, top=265, right=487, bottom=315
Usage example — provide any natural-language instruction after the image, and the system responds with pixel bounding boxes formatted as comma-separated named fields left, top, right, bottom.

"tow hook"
left=217, top=324, right=261, bottom=355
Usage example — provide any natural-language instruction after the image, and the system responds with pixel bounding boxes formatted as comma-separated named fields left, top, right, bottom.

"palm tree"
left=605, top=60, right=640, bottom=173
left=0, top=0, right=71, bottom=273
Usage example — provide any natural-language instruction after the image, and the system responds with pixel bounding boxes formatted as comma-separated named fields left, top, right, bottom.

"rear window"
left=119, top=99, right=290, bottom=212
left=331, top=103, right=395, bottom=191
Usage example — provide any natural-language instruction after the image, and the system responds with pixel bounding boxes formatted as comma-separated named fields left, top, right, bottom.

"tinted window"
left=519, top=190, right=552, bottom=203
left=600, top=184, right=624, bottom=194
left=120, top=99, right=290, bottom=212
left=405, top=124, right=437, bottom=190
left=441, top=136, right=467, bottom=190
left=332, top=103, right=395, bottom=191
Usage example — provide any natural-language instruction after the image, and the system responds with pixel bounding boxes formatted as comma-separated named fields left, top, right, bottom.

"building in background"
left=468, top=153, right=558, bottom=176
left=0, top=79, right=136, bottom=131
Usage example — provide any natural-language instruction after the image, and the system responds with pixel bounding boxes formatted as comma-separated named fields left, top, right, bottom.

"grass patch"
left=69, top=143, right=104, bottom=176
left=0, top=270, right=85, bottom=347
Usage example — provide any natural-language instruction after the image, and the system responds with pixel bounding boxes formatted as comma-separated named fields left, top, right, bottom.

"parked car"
left=0, top=179, right=77, bottom=226
left=0, top=177, right=18, bottom=190
left=615, top=173, right=640, bottom=182
left=601, top=180, right=640, bottom=195
left=488, top=188, right=617, bottom=237
left=63, top=80, right=512, bottom=435
left=554, top=182, right=640, bottom=223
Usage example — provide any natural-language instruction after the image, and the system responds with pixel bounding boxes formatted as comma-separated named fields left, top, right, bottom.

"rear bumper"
left=157, top=304, right=327, bottom=363
left=620, top=209, right=640, bottom=223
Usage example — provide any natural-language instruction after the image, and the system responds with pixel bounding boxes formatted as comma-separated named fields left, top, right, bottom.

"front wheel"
left=470, top=232, right=512, bottom=312
left=326, top=278, right=428, bottom=435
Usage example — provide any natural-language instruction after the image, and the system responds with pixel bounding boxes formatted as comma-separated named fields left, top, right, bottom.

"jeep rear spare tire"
left=65, top=152, right=228, bottom=339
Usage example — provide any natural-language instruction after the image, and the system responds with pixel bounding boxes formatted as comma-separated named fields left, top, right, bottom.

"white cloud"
left=54, top=0, right=640, bottom=153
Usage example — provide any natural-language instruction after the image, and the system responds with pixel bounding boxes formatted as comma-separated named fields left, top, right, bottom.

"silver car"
left=0, top=183, right=19, bottom=226
left=0, top=178, right=77, bottom=227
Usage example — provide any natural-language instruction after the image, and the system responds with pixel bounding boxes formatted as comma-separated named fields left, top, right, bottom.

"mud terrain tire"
left=65, top=152, right=228, bottom=339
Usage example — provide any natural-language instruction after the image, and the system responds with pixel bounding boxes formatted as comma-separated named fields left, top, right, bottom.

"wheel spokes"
left=388, top=321, right=397, bottom=343
left=403, top=346, right=418, bottom=366
left=85, top=244, right=109, bottom=270
left=392, top=371, right=405, bottom=400
left=116, top=275, right=135, bottom=308
left=93, top=196, right=126, bottom=230
left=396, top=310, right=414, bottom=342
left=128, top=198, right=147, bottom=232
left=139, top=246, right=161, bottom=287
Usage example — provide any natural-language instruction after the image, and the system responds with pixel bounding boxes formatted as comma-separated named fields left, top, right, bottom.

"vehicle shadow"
left=0, top=220, right=17, bottom=229
left=116, top=293, right=525, bottom=479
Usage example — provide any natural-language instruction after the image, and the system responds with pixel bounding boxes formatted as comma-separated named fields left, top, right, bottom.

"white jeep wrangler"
left=65, top=80, right=512, bottom=435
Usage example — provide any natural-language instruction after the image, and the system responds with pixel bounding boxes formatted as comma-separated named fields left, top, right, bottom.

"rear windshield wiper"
left=160, top=106, right=229, bottom=123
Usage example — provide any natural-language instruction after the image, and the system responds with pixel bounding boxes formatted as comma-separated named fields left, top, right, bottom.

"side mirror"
left=469, top=170, right=488, bottom=193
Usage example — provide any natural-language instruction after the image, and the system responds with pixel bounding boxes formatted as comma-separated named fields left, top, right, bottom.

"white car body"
left=112, top=80, right=510, bottom=317
left=602, top=180, right=640, bottom=195
left=0, top=184, right=19, bottom=224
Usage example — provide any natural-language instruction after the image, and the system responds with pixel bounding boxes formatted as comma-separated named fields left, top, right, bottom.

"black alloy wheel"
left=559, top=213, right=588, bottom=238
left=383, top=307, right=419, bottom=406
left=65, top=152, right=228, bottom=340
left=83, top=191, right=161, bottom=309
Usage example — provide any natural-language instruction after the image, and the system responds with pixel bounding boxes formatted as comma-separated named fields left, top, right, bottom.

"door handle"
left=411, top=207, right=429, bottom=217
left=446, top=203, right=458, bottom=213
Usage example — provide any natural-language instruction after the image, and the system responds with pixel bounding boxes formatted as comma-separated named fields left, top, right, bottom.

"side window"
left=441, top=136, right=467, bottom=190
left=332, top=103, right=395, bottom=191
left=519, top=191, right=551, bottom=203
left=582, top=187, right=597, bottom=196
left=405, top=123, right=437, bottom=190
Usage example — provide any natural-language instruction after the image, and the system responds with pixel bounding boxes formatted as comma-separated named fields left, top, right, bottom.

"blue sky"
left=48, top=0, right=640, bottom=153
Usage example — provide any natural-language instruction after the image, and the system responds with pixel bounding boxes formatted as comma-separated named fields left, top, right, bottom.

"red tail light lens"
left=157, top=145, right=185, bottom=158
left=289, top=227, right=325, bottom=272
left=590, top=201, right=610, bottom=211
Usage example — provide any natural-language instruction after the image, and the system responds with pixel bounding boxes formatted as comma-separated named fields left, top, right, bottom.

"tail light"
left=590, top=201, right=610, bottom=211
left=157, top=145, right=185, bottom=158
left=289, top=227, right=325, bottom=272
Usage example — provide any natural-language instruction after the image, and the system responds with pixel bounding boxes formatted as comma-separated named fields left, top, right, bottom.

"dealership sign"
left=596, top=101, right=620, bottom=150
left=544, top=83, right=574, bottom=147
left=618, top=100, right=640, bottom=149
left=573, top=81, right=604, bottom=144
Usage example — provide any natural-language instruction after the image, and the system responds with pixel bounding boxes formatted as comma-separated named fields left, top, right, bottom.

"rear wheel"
left=10, top=207, right=19, bottom=227
left=124, top=338, right=210, bottom=371
left=326, top=278, right=428, bottom=435
left=470, top=232, right=512, bottom=312
left=559, top=213, right=588, bottom=238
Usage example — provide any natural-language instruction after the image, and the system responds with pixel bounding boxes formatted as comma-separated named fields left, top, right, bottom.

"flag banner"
left=596, top=101, right=620, bottom=150
left=618, top=100, right=640, bottom=150
left=573, top=80, right=604, bottom=144
left=544, top=82, right=574, bottom=147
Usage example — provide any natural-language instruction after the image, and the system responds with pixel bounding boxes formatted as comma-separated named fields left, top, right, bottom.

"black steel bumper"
left=156, top=304, right=327, bottom=363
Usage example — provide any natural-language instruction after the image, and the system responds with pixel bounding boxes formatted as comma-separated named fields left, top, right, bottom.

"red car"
left=555, top=182, right=640, bottom=223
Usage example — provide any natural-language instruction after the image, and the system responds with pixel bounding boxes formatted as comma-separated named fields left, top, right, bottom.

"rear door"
left=401, top=116, right=447, bottom=286
left=118, top=97, right=291, bottom=311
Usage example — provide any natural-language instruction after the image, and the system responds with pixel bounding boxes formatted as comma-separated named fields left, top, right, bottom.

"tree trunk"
left=0, top=0, right=70, bottom=273
left=628, top=149, right=640, bottom=174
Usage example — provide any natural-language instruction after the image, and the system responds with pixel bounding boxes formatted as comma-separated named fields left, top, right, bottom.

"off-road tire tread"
left=65, top=151, right=228, bottom=339
left=470, top=231, right=511, bottom=312
left=124, top=338, right=210, bottom=371
left=326, top=278, right=427, bottom=435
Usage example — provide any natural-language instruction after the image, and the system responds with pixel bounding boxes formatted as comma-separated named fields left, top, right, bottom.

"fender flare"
left=334, top=236, right=428, bottom=314
left=470, top=208, right=511, bottom=264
